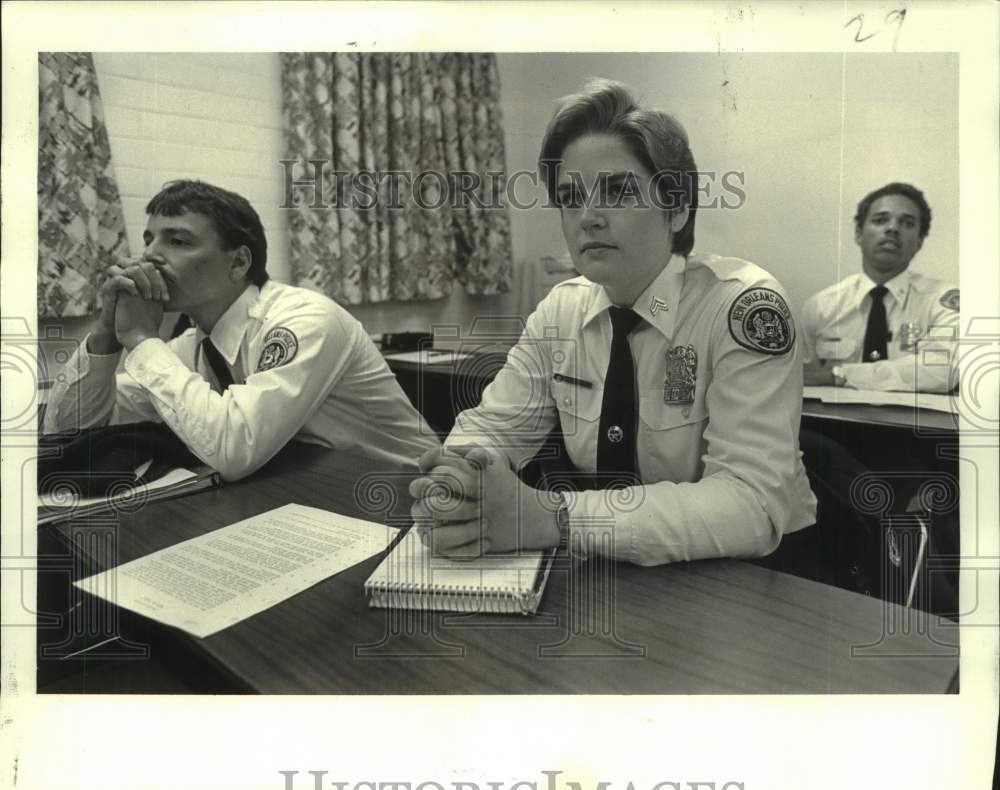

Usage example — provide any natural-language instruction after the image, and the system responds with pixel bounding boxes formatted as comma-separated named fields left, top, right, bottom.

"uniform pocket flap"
left=638, top=392, right=708, bottom=430
left=552, top=376, right=602, bottom=422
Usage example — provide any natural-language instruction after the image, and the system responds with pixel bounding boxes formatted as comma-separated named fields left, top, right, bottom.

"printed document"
left=74, top=503, right=397, bottom=638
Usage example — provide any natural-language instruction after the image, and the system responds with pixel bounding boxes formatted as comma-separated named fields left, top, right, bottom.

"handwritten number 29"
left=845, top=8, right=907, bottom=45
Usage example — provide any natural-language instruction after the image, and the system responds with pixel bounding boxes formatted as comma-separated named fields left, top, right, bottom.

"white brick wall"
left=93, top=53, right=291, bottom=282
left=43, top=52, right=523, bottom=343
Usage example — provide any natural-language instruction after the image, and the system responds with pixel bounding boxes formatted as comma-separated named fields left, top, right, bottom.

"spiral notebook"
left=364, top=528, right=556, bottom=615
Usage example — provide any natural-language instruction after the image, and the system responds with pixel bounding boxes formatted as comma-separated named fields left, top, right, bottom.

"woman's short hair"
left=854, top=182, right=932, bottom=239
left=146, top=180, right=269, bottom=286
left=538, top=78, right=698, bottom=256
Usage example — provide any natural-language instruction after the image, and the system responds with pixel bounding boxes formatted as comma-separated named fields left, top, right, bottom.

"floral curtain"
left=38, top=52, right=130, bottom=318
left=281, top=53, right=513, bottom=304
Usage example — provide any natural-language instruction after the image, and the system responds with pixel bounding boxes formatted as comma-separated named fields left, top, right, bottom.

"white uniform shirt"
left=44, top=280, right=440, bottom=480
left=447, top=253, right=817, bottom=566
left=801, top=270, right=959, bottom=393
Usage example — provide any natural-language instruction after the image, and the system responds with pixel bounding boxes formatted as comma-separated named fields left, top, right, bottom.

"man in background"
left=44, top=179, right=439, bottom=480
left=802, top=182, right=959, bottom=393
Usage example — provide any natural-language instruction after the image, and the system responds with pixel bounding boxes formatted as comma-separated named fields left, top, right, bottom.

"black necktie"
left=596, top=306, right=643, bottom=488
left=201, top=338, right=235, bottom=392
left=863, top=285, right=889, bottom=363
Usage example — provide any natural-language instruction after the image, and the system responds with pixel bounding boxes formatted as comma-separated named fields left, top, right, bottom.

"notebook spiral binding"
left=368, top=581, right=535, bottom=614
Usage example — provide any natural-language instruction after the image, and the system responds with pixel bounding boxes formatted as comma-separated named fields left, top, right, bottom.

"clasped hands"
left=408, top=445, right=561, bottom=559
left=93, top=259, right=169, bottom=353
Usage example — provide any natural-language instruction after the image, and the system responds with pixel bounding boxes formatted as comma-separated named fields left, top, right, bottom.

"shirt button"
left=682, top=407, right=691, bottom=418
left=562, top=396, right=572, bottom=407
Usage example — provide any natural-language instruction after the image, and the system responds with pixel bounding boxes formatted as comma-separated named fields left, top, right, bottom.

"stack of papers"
left=37, top=467, right=220, bottom=526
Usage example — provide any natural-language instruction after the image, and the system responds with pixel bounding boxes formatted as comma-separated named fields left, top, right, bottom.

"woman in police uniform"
left=410, top=79, right=817, bottom=569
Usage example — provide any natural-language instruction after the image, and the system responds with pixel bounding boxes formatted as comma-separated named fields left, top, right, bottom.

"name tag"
left=553, top=373, right=593, bottom=390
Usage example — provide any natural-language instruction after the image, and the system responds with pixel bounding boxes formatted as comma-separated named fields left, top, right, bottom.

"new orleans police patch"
left=256, top=327, right=299, bottom=371
left=728, top=287, right=794, bottom=355
left=939, top=288, right=960, bottom=311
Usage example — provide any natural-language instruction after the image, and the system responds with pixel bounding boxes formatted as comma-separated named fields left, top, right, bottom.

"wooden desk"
left=801, top=397, right=960, bottom=494
left=387, top=350, right=509, bottom=435
left=46, top=443, right=959, bottom=694
left=388, top=351, right=960, bottom=442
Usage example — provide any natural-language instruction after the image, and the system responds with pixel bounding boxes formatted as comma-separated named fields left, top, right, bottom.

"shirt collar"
left=582, top=254, right=686, bottom=339
left=197, top=285, right=259, bottom=365
left=856, top=268, right=910, bottom=309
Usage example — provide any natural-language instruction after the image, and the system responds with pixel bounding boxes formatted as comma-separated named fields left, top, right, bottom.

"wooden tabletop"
left=55, top=443, right=959, bottom=694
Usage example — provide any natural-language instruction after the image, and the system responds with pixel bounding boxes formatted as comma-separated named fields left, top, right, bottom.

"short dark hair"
left=538, top=78, right=698, bottom=257
left=146, top=180, right=269, bottom=286
left=854, top=182, right=932, bottom=238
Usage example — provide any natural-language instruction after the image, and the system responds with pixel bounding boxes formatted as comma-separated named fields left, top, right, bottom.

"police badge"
left=898, top=321, right=924, bottom=352
left=664, top=344, right=697, bottom=403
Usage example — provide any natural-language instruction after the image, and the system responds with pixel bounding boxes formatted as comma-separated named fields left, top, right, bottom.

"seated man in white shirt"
left=44, top=179, right=439, bottom=480
left=801, top=183, right=959, bottom=393
left=407, top=79, right=818, bottom=573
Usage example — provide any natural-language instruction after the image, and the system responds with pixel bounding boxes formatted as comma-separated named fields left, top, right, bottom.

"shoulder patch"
left=256, top=326, right=299, bottom=371
left=728, top=287, right=795, bottom=355
left=939, top=288, right=960, bottom=312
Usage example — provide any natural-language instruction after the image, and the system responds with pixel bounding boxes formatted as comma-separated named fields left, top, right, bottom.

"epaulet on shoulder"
left=266, top=280, right=338, bottom=311
left=256, top=282, right=348, bottom=333
left=911, top=272, right=957, bottom=295
left=687, top=252, right=771, bottom=285
left=550, top=274, right=591, bottom=291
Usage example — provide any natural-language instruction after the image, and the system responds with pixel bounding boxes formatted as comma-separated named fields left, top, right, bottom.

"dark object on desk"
left=386, top=349, right=509, bottom=437
left=800, top=427, right=881, bottom=595
left=883, top=496, right=958, bottom=617
left=39, top=421, right=199, bottom=498
left=800, top=427, right=958, bottom=618
left=381, top=331, right=432, bottom=353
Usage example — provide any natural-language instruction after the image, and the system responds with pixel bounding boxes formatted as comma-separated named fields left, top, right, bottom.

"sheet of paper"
left=74, top=503, right=397, bottom=638
left=803, top=386, right=959, bottom=414
left=38, top=467, right=198, bottom=509
left=383, top=349, right=475, bottom=364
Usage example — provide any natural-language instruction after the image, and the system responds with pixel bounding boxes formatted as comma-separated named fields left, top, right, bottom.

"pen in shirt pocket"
left=553, top=373, right=593, bottom=389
